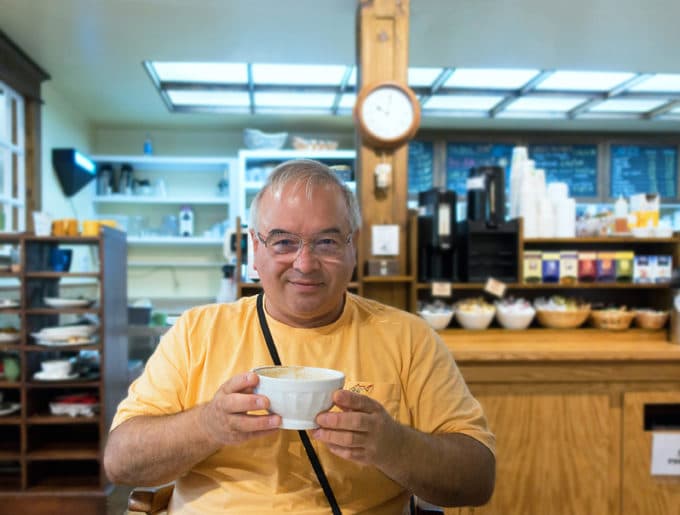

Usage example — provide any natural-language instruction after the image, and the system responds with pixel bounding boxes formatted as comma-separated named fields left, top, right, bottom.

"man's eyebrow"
left=266, top=227, right=343, bottom=235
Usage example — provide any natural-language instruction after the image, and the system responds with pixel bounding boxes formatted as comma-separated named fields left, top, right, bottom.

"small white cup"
left=41, top=359, right=71, bottom=378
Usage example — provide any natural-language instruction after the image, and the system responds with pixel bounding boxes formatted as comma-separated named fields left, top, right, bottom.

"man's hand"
left=200, top=372, right=281, bottom=446
left=311, top=389, right=402, bottom=469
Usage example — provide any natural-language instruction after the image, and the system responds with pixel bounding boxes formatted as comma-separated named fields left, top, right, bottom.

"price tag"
left=484, top=277, right=507, bottom=299
left=431, top=282, right=452, bottom=298
left=651, top=433, right=680, bottom=476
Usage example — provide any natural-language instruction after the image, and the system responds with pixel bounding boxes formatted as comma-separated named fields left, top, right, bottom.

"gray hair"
left=249, top=159, right=362, bottom=233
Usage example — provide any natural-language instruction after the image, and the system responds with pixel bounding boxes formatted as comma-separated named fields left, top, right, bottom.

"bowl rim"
left=252, top=365, right=345, bottom=385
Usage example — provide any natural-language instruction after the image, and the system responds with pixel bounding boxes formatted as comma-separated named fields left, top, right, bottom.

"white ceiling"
left=2, top=0, right=680, bottom=133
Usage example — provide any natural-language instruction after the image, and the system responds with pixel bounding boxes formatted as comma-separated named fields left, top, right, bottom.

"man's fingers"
left=223, top=372, right=260, bottom=394
left=220, top=392, right=269, bottom=413
left=227, top=413, right=281, bottom=433
left=332, top=389, right=380, bottom=412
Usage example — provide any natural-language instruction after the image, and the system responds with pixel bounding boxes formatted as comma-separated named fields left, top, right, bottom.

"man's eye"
left=316, top=238, right=340, bottom=247
left=271, top=238, right=299, bottom=251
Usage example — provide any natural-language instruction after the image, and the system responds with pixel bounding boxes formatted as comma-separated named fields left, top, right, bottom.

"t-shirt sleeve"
left=405, top=323, right=495, bottom=454
left=110, top=314, right=190, bottom=431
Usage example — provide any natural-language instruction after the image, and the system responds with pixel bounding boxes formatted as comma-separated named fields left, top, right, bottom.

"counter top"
left=440, top=328, right=680, bottom=362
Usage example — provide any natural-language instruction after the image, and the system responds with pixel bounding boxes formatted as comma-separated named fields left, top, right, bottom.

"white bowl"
left=417, top=310, right=454, bottom=330
left=455, top=308, right=495, bottom=330
left=243, top=128, right=288, bottom=150
left=41, top=359, right=72, bottom=377
left=496, top=305, right=536, bottom=330
left=253, top=366, right=345, bottom=430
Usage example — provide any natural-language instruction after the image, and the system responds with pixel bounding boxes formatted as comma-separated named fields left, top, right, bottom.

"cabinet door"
left=622, top=391, right=680, bottom=515
left=470, top=387, right=615, bottom=515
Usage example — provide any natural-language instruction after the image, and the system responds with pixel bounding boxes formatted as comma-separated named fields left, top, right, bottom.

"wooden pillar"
left=356, top=0, right=411, bottom=275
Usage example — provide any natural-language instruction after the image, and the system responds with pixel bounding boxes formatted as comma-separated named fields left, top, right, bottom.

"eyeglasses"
left=256, top=230, right=353, bottom=260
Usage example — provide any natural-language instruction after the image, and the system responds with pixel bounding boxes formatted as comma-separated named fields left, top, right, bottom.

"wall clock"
left=353, top=81, right=421, bottom=150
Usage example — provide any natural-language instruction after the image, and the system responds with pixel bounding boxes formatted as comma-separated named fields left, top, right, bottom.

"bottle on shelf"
left=614, top=195, right=629, bottom=233
left=143, top=133, right=153, bottom=155
left=179, top=206, right=194, bottom=237
left=216, top=264, right=236, bottom=303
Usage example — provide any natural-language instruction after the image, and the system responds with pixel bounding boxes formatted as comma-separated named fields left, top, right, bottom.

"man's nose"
left=293, top=242, right=321, bottom=271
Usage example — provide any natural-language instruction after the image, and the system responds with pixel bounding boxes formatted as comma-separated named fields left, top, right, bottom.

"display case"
left=0, top=228, right=127, bottom=514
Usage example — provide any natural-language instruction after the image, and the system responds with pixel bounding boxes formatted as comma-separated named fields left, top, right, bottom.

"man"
left=104, top=159, right=495, bottom=514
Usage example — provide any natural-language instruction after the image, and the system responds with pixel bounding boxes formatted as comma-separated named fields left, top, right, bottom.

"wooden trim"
left=0, top=30, right=50, bottom=101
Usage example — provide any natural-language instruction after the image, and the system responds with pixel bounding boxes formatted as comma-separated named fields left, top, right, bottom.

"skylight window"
left=167, top=90, right=250, bottom=107
left=146, top=60, right=680, bottom=121
left=252, top=64, right=348, bottom=85
left=423, top=95, right=504, bottom=111
left=151, top=62, right=248, bottom=83
left=628, top=73, right=680, bottom=92
left=588, top=99, right=669, bottom=112
left=535, top=71, right=635, bottom=91
left=504, top=97, right=588, bottom=112
left=408, top=67, right=444, bottom=87
left=255, top=92, right=336, bottom=108
left=444, top=68, right=540, bottom=89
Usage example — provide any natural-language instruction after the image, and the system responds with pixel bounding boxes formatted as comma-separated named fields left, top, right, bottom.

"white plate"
left=49, top=403, right=99, bottom=417
left=0, top=332, right=20, bottom=343
left=44, top=297, right=94, bottom=308
left=0, top=299, right=19, bottom=309
left=0, top=403, right=20, bottom=416
left=34, top=337, right=97, bottom=347
left=37, top=325, right=98, bottom=338
left=33, top=371, right=79, bottom=381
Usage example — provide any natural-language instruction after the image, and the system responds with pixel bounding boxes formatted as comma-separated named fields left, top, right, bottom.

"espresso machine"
left=459, top=165, right=519, bottom=282
left=417, top=188, right=457, bottom=281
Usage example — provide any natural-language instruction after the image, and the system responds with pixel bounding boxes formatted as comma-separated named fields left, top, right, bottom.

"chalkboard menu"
left=408, top=141, right=434, bottom=194
left=446, top=142, right=514, bottom=196
left=528, top=144, right=598, bottom=197
left=610, top=144, right=678, bottom=198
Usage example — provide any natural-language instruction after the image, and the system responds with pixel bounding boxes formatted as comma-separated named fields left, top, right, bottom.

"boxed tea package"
left=615, top=251, right=634, bottom=282
left=634, top=255, right=654, bottom=283
left=654, top=255, right=672, bottom=283
left=578, top=251, right=597, bottom=282
left=541, top=251, right=560, bottom=283
left=596, top=251, right=616, bottom=282
left=523, top=250, right=542, bottom=283
left=559, top=250, right=578, bottom=284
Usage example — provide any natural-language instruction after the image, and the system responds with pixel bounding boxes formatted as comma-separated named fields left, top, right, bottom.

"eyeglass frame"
left=254, top=229, right=354, bottom=260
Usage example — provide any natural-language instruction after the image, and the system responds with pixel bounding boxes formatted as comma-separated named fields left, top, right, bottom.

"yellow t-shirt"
left=112, top=293, right=495, bottom=514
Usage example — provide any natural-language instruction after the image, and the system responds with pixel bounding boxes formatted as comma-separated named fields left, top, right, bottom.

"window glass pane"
left=0, top=148, right=6, bottom=196
left=408, top=141, right=434, bottom=194
left=0, top=88, right=6, bottom=143
left=535, top=71, right=635, bottom=91
left=252, top=64, right=348, bottom=86
left=152, top=62, right=248, bottom=84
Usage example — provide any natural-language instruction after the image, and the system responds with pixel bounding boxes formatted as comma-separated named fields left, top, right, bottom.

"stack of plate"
left=31, top=324, right=98, bottom=346
left=44, top=297, right=94, bottom=308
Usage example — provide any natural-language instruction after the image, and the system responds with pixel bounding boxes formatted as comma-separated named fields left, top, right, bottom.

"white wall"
left=41, top=82, right=100, bottom=278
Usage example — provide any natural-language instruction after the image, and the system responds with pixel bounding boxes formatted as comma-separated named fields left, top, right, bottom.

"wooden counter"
left=438, top=329, right=680, bottom=515
left=440, top=328, right=680, bottom=361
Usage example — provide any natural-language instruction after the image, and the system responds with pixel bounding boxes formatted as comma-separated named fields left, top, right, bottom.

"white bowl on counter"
left=455, top=307, right=495, bottom=330
left=495, top=303, right=536, bottom=330
left=417, top=309, right=454, bottom=331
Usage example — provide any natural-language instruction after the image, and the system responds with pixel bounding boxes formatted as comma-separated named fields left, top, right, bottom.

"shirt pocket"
left=342, top=379, right=402, bottom=419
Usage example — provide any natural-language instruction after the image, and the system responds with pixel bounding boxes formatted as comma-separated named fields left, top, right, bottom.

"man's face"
left=252, top=181, right=357, bottom=327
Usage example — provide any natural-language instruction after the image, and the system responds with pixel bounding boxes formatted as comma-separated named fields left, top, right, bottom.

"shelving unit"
left=0, top=228, right=127, bottom=513
left=237, top=149, right=356, bottom=225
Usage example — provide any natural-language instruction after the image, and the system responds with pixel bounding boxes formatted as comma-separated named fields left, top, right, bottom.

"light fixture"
left=52, top=148, right=97, bottom=197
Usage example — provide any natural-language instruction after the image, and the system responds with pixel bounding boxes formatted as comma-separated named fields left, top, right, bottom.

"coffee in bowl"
left=253, top=366, right=345, bottom=430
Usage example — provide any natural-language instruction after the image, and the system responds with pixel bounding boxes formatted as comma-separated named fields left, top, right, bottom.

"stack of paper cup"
left=509, top=146, right=528, bottom=218
left=555, top=198, right=576, bottom=237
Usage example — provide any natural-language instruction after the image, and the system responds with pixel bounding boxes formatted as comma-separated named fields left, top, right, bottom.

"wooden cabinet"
left=0, top=228, right=127, bottom=513
left=439, top=333, right=680, bottom=515
left=622, top=391, right=680, bottom=515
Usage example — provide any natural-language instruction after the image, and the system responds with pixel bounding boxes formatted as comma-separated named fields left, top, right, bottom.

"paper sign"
left=371, top=225, right=399, bottom=256
left=431, top=282, right=452, bottom=298
left=484, top=277, right=507, bottom=298
left=651, top=433, right=680, bottom=476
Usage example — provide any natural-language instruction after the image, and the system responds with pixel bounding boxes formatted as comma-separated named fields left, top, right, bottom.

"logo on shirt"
left=347, top=382, right=374, bottom=394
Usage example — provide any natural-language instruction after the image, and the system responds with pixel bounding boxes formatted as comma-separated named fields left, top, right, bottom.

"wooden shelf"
left=416, top=281, right=671, bottom=290
left=524, top=236, right=679, bottom=244
left=25, top=308, right=99, bottom=315
left=28, top=415, right=99, bottom=425
left=26, top=442, right=99, bottom=460
left=24, top=272, right=100, bottom=279
left=362, top=275, right=414, bottom=283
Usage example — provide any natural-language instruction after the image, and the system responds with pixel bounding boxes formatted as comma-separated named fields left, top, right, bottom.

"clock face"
left=360, top=85, right=415, bottom=141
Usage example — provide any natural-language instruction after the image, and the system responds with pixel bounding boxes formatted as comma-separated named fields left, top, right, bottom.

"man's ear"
left=249, top=229, right=259, bottom=271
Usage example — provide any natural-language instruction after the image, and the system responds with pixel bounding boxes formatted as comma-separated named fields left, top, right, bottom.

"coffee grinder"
left=459, top=165, right=519, bottom=282
left=417, top=188, right=457, bottom=281
left=466, top=165, right=505, bottom=228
